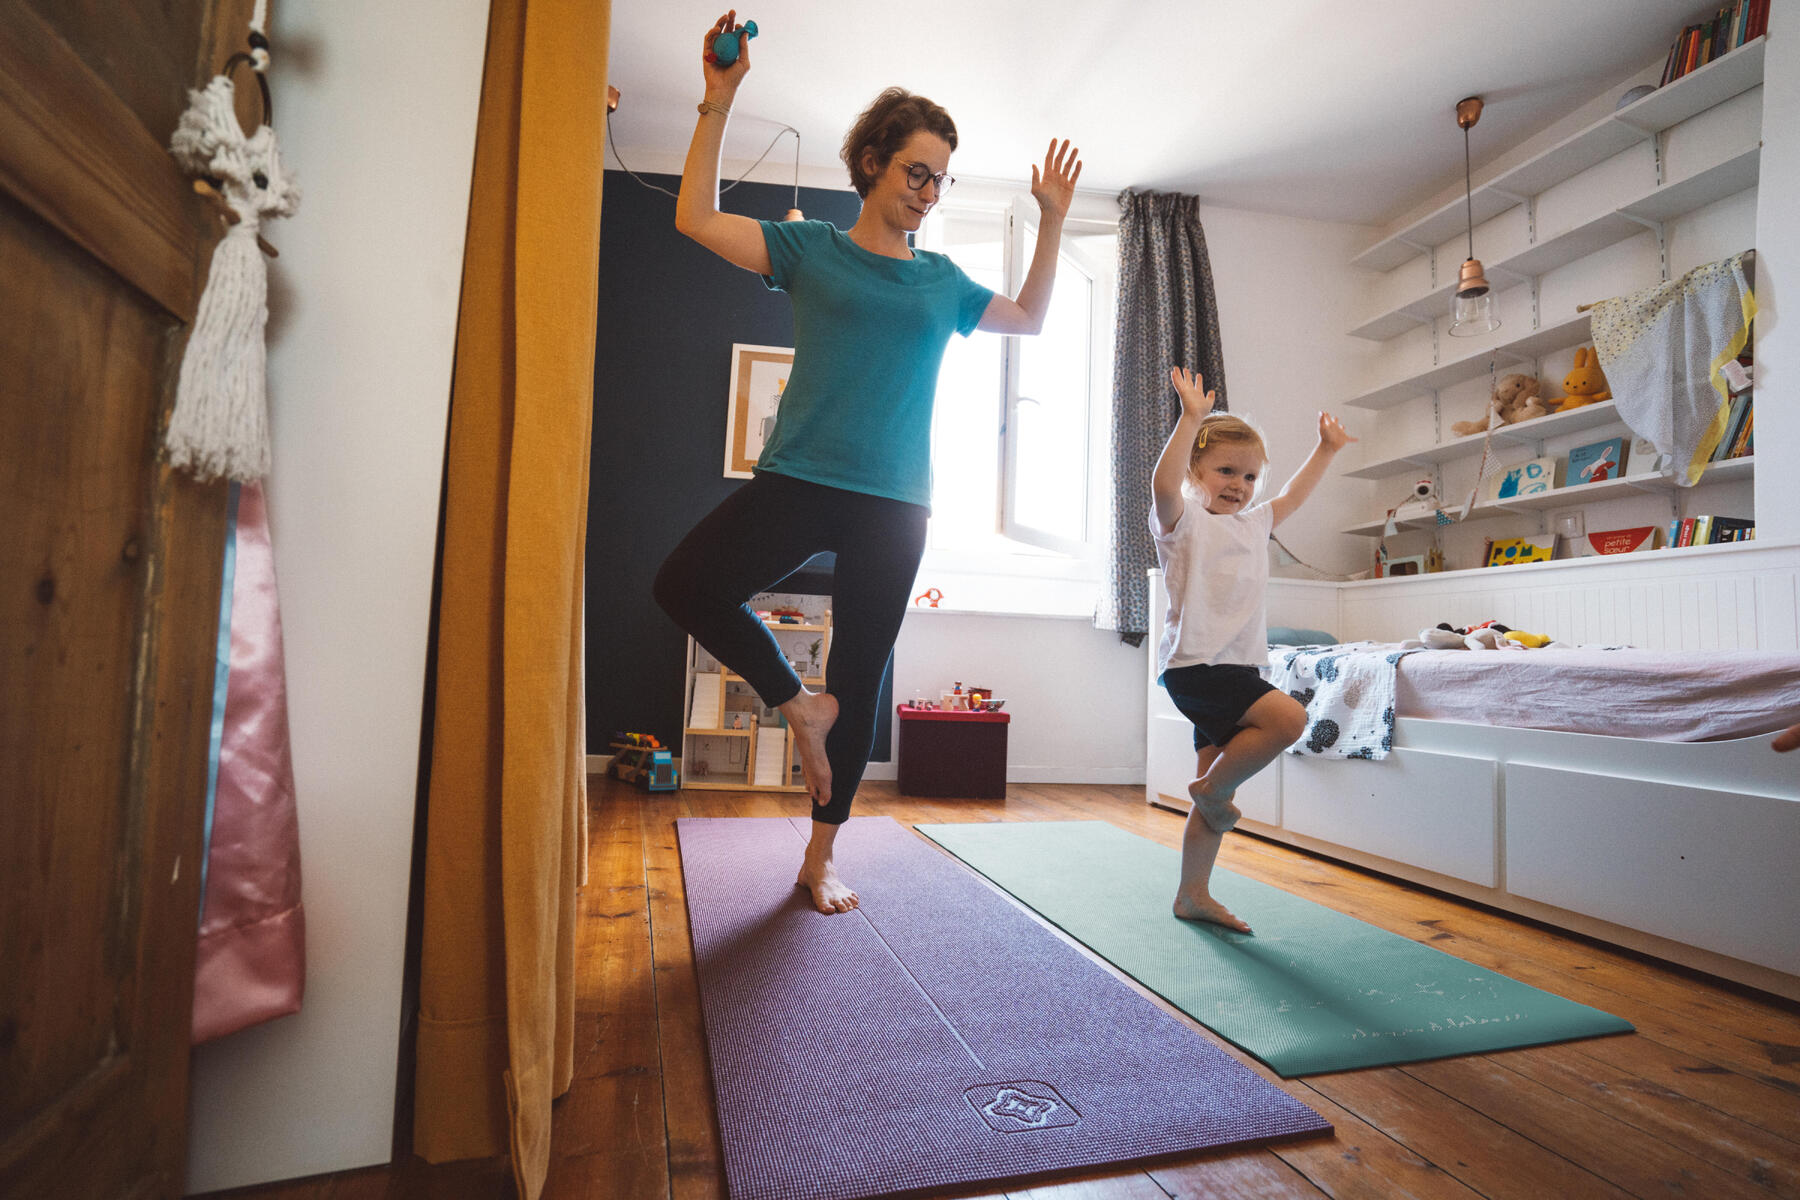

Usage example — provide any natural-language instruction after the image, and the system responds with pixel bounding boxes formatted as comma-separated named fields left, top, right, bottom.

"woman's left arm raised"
left=978, top=139, right=1082, bottom=334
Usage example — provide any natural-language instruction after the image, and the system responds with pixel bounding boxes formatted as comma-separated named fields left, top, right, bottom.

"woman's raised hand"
left=1169, top=366, right=1215, bottom=421
left=702, top=10, right=750, bottom=96
left=1030, top=139, right=1082, bottom=221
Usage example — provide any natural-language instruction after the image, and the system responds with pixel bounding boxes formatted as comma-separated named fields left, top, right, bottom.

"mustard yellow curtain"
left=413, top=1, right=607, bottom=1196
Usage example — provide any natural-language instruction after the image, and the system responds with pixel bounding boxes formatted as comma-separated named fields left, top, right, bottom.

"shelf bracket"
left=1618, top=212, right=1669, bottom=280
left=1531, top=276, right=1541, bottom=333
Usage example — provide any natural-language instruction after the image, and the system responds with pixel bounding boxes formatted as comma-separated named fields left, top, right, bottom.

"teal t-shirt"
left=757, top=219, right=995, bottom=508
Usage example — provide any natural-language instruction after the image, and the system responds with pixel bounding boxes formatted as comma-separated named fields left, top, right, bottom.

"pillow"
left=1268, top=626, right=1337, bottom=646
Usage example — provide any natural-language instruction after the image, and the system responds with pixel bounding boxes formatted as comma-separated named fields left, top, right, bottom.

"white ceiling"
left=605, top=0, right=1716, bottom=227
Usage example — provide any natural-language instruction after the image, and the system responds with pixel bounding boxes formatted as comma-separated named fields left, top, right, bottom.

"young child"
left=1151, top=366, right=1355, bottom=933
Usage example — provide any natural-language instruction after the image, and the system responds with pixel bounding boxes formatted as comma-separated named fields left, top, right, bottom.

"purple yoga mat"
left=678, top=816, right=1330, bottom=1200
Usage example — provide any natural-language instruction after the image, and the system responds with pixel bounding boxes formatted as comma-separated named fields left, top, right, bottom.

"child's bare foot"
left=796, top=853, right=858, bottom=914
left=1174, top=890, right=1251, bottom=933
left=781, top=689, right=838, bottom=805
left=1187, top=778, right=1241, bottom=833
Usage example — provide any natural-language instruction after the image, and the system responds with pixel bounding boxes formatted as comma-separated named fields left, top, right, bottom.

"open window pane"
left=1010, top=247, right=1093, bottom=542
left=927, top=211, right=1005, bottom=553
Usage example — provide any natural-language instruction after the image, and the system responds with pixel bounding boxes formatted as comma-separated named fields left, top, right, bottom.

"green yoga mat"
left=916, top=820, right=1632, bottom=1076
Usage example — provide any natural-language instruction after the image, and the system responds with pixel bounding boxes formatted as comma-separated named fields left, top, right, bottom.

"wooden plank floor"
left=205, top=778, right=1800, bottom=1200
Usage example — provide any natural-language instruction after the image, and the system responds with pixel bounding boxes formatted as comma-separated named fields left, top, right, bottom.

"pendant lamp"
left=783, top=128, right=804, bottom=221
left=1448, top=96, right=1499, bottom=337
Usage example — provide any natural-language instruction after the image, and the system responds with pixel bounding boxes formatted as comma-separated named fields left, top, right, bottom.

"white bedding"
left=1391, top=647, right=1800, bottom=741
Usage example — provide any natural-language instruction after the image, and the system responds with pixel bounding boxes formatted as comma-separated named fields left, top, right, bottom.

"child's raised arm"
left=1268, top=411, right=1355, bottom=528
left=1151, top=367, right=1214, bottom=535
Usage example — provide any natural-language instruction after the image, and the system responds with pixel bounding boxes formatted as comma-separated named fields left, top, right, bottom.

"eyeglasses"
left=897, top=160, right=955, bottom=194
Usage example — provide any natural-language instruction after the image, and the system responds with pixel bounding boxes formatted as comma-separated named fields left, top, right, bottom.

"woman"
left=655, top=11, right=1082, bottom=914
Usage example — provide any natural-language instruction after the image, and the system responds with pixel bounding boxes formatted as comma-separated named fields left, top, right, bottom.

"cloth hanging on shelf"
left=1589, top=252, right=1755, bottom=486
left=165, top=65, right=299, bottom=481
left=192, top=482, right=305, bottom=1043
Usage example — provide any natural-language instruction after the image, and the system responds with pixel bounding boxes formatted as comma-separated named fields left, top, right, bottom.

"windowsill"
left=905, top=604, right=1096, bottom=621
left=906, top=565, right=1099, bottom=619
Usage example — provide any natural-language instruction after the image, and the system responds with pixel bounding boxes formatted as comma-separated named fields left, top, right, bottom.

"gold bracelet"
left=697, top=100, right=731, bottom=118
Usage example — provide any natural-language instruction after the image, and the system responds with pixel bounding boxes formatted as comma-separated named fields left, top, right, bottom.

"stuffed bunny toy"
left=1557, top=346, right=1611, bottom=410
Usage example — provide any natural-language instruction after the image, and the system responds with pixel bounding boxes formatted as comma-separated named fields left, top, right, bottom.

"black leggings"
left=653, top=471, right=928, bottom=824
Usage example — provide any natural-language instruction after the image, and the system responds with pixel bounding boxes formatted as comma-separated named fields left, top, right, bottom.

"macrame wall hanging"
left=166, top=0, right=300, bottom=482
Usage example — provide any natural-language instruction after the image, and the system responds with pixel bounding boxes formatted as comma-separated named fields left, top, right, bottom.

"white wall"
left=1200, top=204, right=1381, bottom=580
left=185, top=2, right=490, bottom=1192
left=864, top=610, right=1146, bottom=784
left=1754, top=5, right=1799, bottom=540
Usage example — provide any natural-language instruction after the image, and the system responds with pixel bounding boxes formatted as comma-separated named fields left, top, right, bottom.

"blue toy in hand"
left=708, top=19, right=757, bottom=66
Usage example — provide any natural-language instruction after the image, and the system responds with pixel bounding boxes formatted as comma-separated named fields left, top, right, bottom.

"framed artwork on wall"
left=725, top=343, right=794, bottom=479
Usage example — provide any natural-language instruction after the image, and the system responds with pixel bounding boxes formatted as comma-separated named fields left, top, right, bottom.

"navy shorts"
left=1160, top=662, right=1277, bottom=750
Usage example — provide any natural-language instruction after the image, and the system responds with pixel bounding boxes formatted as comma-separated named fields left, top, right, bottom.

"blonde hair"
left=1187, top=412, right=1269, bottom=493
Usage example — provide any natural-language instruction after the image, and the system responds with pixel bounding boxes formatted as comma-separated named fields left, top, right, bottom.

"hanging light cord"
left=1269, top=534, right=1365, bottom=581
left=1463, top=123, right=1475, bottom=261
left=606, top=116, right=799, bottom=202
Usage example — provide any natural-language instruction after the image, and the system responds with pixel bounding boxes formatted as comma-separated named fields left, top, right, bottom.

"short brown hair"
left=840, top=88, right=958, bottom=198
left=1187, top=413, right=1269, bottom=493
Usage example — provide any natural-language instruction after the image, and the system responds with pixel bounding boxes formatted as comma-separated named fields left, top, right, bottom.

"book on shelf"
left=1484, top=456, right=1558, bottom=504
left=1567, top=436, right=1627, bottom=485
left=1586, top=526, right=1660, bottom=555
left=1709, top=516, right=1755, bottom=543
left=1712, top=393, right=1752, bottom=461
left=1670, top=515, right=1756, bottom=547
left=1730, top=406, right=1753, bottom=459
left=1660, top=2, right=1758, bottom=85
left=1485, top=535, right=1557, bottom=567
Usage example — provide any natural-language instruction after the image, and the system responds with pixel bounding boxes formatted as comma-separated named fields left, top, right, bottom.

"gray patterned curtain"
left=1102, top=190, right=1227, bottom=645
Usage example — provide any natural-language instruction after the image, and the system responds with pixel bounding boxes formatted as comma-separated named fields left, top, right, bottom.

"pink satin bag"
left=192, top=482, right=306, bottom=1044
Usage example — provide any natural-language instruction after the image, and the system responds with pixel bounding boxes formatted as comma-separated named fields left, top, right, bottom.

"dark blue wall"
left=587, top=171, right=892, bottom=756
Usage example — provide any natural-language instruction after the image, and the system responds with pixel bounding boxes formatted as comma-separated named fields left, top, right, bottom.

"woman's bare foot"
left=796, top=848, right=858, bottom=914
left=1174, top=890, right=1251, bottom=933
left=780, top=688, right=838, bottom=805
left=1187, top=778, right=1241, bottom=833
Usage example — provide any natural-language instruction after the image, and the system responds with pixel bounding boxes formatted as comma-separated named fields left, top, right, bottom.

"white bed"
left=1144, top=567, right=1800, bottom=1002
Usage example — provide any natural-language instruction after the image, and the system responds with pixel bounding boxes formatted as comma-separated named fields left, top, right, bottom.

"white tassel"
left=168, top=224, right=273, bottom=480
left=166, top=75, right=299, bottom=482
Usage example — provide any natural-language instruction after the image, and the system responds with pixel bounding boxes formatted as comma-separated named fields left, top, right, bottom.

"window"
left=921, top=199, right=1117, bottom=596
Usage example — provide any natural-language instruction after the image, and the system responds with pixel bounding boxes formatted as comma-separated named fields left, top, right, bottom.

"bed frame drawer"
left=1505, top=763, right=1800, bottom=976
left=1284, top=749, right=1499, bottom=886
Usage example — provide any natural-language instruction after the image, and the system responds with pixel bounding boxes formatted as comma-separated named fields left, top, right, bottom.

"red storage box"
left=896, top=704, right=1009, bottom=798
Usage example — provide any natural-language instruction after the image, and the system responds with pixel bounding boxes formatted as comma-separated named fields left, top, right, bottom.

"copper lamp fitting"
left=1457, top=257, right=1491, bottom=298
left=1456, top=96, right=1483, bottom=130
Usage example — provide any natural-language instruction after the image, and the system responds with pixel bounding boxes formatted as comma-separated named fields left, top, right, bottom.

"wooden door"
left=1, top=2, right=251, bottom=1195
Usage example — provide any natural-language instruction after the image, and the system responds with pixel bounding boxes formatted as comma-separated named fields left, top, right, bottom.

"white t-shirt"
left=1150, top=498, right=1274, bottom=675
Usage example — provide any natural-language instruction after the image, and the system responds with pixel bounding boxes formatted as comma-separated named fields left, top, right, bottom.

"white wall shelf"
left=1342, top=457, right=1754, bottom=536
left=1348, top=312, right=1592, bottom=410
left=1350, top=144, right=1760, bottom=341
left=1345, top=400, right=1629, bottom=480
left=1349, top=37, right=1765, bottom=272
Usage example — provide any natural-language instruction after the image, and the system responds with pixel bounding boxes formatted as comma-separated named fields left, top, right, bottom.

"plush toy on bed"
left=1450, top=373, right=1551, bottom=437
left=1554, top=347, right=1611, bottom=410
left=1411, top=620, right=1560, bottom=650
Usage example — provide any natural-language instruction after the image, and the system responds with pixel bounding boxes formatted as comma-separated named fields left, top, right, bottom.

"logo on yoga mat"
left=965, top=1082, right=1081, bottom=1132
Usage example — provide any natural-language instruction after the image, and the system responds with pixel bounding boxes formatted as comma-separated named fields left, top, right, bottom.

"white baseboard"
left=586, top=754, right=611, bottom=774
left=860, top=764, right=1142, bottom=786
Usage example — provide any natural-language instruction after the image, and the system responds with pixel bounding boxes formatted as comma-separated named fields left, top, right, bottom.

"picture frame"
left=724, top=343, right=795, bottom=479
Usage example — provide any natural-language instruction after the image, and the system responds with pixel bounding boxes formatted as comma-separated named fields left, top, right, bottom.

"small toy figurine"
left=707, top=19, right=758, bottom=66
